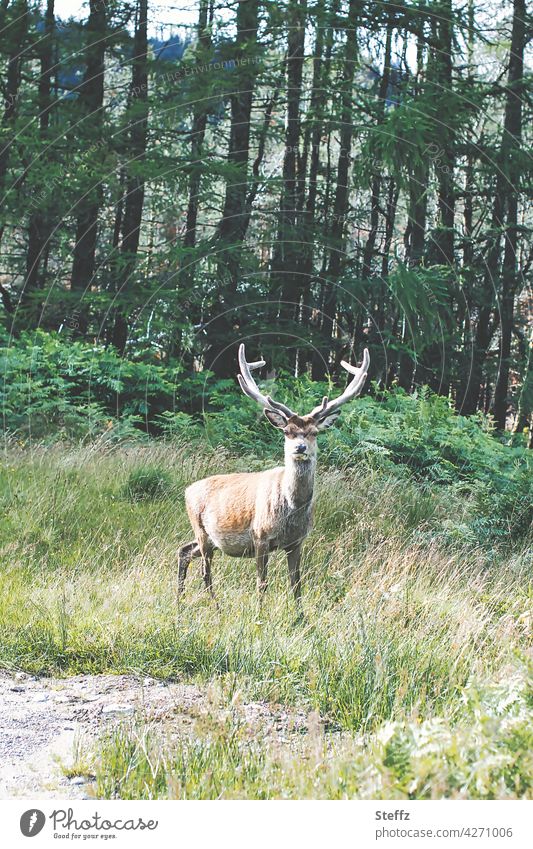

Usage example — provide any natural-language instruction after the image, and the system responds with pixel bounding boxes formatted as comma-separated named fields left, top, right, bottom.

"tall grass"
left=0, top=441, right=531, bottom=797
left=95, top=663, right=532, bottom=799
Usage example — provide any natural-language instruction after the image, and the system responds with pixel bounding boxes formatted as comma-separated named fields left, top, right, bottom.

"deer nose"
left=295, top=443, right=307, bottom=454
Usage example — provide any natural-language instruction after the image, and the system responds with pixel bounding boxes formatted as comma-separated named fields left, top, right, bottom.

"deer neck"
left=282, top=456, right=316, bottom=507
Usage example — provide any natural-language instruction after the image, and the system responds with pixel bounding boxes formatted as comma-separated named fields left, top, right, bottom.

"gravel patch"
left=0, top=671, right=309, bottom=799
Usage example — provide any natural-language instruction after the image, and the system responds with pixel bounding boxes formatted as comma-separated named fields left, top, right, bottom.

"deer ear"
left=264, top=409, right=288, bottom=429
left=316, top=411, right=341, bottom=431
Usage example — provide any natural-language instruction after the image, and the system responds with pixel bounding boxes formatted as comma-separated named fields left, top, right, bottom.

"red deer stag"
left=178, top=344, right=370, bottom=612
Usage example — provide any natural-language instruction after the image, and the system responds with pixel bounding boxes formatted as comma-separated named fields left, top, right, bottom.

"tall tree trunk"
left=460, top=0, right=526, bottom=418
left=418, top=0, right=456, bottom=392
left=361, top=15, right=393, bottom=279
left=70, top=0, right=107, bottom=333
left=183, top=0, right=212, bottom=257
left=405, top=23, right=428, bottom=270
left=112, top=0, right=149, bottom=353
left=427, top=0, right=455, bottom=267
left=175, top=0, right=213, bottom=359
left=317, top=0, right=361, bottom=379
left=208, top=0, right=260, bottom=376
left=360, top=14, right=393, bottom=384
left=271, top=0, right=307, bottom=348
left=301, top=0, right=338, bottom=374
left=492, top=0, right=526, bottom=429
left=24, top=0, right=55, bottom=316
left=0, top=0, right=28, bottom=314
left=0, top=0, right=28, bottom=196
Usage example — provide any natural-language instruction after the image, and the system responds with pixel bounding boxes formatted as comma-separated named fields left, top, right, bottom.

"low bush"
left=122, top=467, right=174, bottom=501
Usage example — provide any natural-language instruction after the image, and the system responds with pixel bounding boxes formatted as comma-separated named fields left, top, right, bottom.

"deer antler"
left=237, top=344, right=297, bottom=418
left=309, top=348, right=370, bottom=421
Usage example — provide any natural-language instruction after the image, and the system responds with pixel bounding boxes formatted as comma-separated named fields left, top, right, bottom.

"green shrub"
left=122, top=467, right=173, bottom=501
left=0, top=330, right=206, bottom=440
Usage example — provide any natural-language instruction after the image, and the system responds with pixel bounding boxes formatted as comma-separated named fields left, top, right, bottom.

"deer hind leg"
left=255, top=541, right=269, bottom=602
left=185, top=503, right=217, bottom=600
left=286, top=543, right=303, bottom=617
left=177, top=541, right=201, bottom=594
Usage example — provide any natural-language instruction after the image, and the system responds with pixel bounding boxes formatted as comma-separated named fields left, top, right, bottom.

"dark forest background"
left=0, top=0, right=531, bottom=440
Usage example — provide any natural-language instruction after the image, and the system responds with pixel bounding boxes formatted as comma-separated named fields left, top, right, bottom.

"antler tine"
left=309, top=348, right=370, bottom=420
left=237, top=344, right=296, bottom=418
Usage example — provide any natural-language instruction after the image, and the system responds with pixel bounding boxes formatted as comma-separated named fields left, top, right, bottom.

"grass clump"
left=122, top=467, right=174, bottom=501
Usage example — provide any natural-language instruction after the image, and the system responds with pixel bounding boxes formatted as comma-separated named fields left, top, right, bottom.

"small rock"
left=101, top=703, right=134, bottom=715
left=14, top=671, right=30, bottom=681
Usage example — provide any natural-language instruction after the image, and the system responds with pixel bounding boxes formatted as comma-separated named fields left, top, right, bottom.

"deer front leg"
left=255, top=540, right=269, bottom=601
left=286, top=543, right=303, bottom=615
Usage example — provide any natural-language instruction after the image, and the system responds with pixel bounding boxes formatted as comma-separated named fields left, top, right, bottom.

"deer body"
left=186, top=453, right=315, bottom=557
left=178, top=347, right=369, bottom=612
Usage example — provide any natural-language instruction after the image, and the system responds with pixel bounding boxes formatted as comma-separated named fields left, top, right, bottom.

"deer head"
left=237, top=344, right=370, bottom=465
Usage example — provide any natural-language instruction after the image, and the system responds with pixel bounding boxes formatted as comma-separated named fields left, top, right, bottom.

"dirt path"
left=0, top=672, right=309, bottom=799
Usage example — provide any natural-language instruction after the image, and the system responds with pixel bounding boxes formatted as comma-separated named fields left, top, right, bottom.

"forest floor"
left=0, top=671, right=310, bottom=799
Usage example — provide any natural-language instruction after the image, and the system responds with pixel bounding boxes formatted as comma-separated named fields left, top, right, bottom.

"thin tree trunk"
left=301, top=0, right=338, bottom=373
left=317, top=0, right=361, bottom=379
left=183, top=0, right=212, bottom=256
left=208, top=0, right=260, bottom=375
left=217, top=0, right=260, bottom=263
left=174, top=0, right=213, bottom=359
left=271, top=0, right=307, bottom=359
left=24, top=0, right=55, bottom=315
left=0, top=0, right=28, bottom=194
left=112, top=0, right=149, bottom=352
left=361, top=15, right=393, bottom=279
left=460, top=0, right=526, bottom=418
left=0, top=0, right=28, bottom=315
left=418, top=0, right=455, bottom=393
left=514, top=327, right=532, bottom=446
left=70, top=0, right=107, bottom=333
left=428, top=0, right=455, bottom=267
left=492, top=0, right=526, bottom=429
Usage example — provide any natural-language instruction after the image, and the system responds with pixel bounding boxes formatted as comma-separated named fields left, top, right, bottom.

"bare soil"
left=0, top=671, right=309, bottom=799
